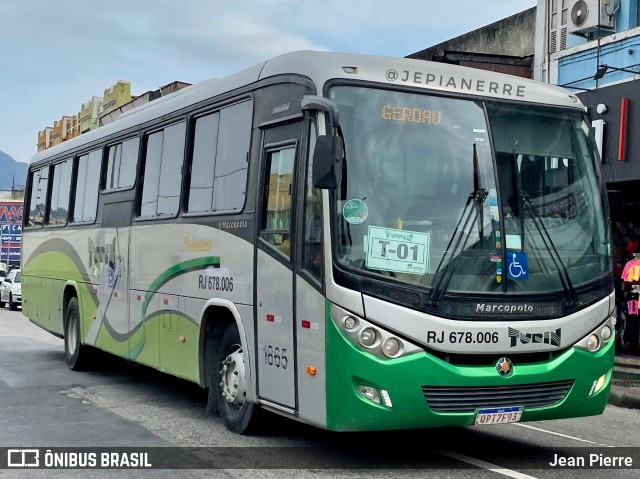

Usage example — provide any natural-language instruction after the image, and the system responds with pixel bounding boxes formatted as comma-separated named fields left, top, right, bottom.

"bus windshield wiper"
left=430, top=144, right=487, bottom=306
left=521, top=193, right=578, bottom=311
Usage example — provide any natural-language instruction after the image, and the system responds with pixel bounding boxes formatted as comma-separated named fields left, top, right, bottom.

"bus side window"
left=187, top=100, right=251, bottom=213
left=140, top=122, right=186, bottom=217
left=302, top=120, right=323, bottom=282
left=47, top=159, right=72, bottom=225
left=27, top=168, right=49, bottom=227
left=106, top=137, right=139, bottom=190
left=260, top=147, right=296, bottom=258
left=73, top=148, right=102, bottom=223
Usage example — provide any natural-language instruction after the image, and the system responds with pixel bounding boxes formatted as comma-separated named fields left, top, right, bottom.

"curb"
left=611, top=379, right=640, bottom=387
left=608, top=385, right=640, bottom=410
left=614, top=354, right=640, bottom=368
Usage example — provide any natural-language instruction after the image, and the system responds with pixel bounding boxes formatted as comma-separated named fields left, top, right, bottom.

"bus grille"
left=422, top=379, right=574, bottom=413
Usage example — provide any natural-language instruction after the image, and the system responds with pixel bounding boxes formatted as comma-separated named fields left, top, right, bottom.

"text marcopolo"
left=475, top=303, right=534, bottom=314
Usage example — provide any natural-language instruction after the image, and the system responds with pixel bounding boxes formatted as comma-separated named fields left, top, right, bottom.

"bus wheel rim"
left=220, top=346, right=247, bottom=409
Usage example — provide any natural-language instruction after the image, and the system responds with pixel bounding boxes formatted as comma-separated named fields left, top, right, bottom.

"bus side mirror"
left=313, top=135, right=342, bottom=189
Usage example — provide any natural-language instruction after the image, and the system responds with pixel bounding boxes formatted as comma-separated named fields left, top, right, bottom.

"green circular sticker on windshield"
left=343, top=199, right=369, bottom=224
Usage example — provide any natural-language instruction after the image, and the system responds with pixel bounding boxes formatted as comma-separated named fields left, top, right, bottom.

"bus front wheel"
left=212, top=324, right=260, bottom=434
left=64, top=297, right=91, bottom=370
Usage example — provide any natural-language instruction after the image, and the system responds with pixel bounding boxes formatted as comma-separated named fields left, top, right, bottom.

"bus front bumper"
left=325, top=317, right=613, bottom=432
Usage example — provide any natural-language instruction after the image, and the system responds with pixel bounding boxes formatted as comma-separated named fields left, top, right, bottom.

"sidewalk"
left=609, top=351, right=640, bottom=409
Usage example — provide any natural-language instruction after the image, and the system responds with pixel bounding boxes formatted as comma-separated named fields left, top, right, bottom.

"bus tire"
left=214, top=324, right=260, bottom=434
left=64, top=297, right=90, bottom=370
left=0, top=298, right=5, bottom=309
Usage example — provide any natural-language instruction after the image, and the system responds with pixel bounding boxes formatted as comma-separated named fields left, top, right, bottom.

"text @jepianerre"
left=549, top=453, right=633, bottom=468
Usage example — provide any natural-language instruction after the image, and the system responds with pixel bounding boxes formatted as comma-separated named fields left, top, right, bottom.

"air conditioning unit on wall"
left=568, top=0, right=619, bottom=36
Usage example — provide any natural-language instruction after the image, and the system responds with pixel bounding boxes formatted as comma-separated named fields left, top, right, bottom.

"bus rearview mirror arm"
left=301, top=95, right=339, bottom=132
left=301, top=95, right=342, bottom=189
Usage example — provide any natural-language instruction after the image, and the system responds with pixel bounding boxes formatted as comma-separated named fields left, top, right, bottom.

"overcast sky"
left=0, top=0, right=535, bottom=165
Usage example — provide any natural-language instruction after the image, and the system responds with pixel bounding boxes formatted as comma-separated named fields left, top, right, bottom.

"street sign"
left=0, top=201, right=23, bottom=266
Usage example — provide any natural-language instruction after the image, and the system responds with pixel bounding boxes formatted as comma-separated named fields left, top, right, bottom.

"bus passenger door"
left=256, top=122, right=301, bottom=409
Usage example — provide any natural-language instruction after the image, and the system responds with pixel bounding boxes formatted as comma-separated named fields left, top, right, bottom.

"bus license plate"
left=475, top=406, right=522, bottom=425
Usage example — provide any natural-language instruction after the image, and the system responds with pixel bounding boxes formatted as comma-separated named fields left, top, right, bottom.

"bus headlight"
left=360, top=328, right=378, bottom=347
left=600, top=325, right=612, bottom=342
left=331, top=304, right=423, bottom=359
left=344, top=316, right=358, bottom=331
left=589, top=371, right=610, bottom=396
left=357, top=384, right=393, bottom=408
left=587, top=334, right=600, bottom=352
left=575, top=314, right=616, bottom=353
left=382, top=338, right=401, bottom=358
left=357, top=384, right=381, bottom=404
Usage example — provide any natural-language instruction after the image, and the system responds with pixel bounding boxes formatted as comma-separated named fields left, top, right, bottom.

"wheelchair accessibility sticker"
left=507, top=251, right=528, bottom=280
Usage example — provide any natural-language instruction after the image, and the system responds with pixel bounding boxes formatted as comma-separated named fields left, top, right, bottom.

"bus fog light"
left=382, top=338, right=401, bottom=357
left=590, top=373, right=608, bottom=396
left=344, top=316, right=358, bottom=331
left=357, top=384, right=381, bottom=404
left=610, top=315, right=617, bottom=327
left=360, top=328, right=377, bottom=347
left=380, top=389, right=393, bottom=408
left=587, top=334, right=600, bottom=352
left=600, top=325, right=612, bottom=342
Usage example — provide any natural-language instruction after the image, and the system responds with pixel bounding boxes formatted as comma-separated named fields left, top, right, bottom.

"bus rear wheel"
left=64, top=297, right=91, bottom=370
left=212, top=324, right=260, bottom=434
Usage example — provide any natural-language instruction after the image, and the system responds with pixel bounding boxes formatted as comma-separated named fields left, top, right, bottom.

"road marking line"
left=513, top=423, right=610, bottom=447
left=436, top=450, right=538, bottom=479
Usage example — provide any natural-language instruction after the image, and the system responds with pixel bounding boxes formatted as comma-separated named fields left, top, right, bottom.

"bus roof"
left=30, top=50, right=583, bottom=166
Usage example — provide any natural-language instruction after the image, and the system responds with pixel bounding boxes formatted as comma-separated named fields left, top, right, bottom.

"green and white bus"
left=23, top=51, right=614, bottom=434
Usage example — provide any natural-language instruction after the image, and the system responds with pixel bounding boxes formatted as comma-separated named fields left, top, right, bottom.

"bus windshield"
left=329, top=86, right=610, bottom=296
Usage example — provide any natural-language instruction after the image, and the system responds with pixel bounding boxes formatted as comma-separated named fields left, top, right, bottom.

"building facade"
left=99, top=81, right=132, bottom=119
left=79, top=96, right=103, bottom=133
left=534, top=0, right=640, bottom=87
left=36, top=127, right=52, bottom=152
left=36, top=80, right=191, bottom=151
left=408, top=7, right=536, bottom=78
left=50, top=116, right=74, bottom=148
left=534, top=1, right=640, bottom=180
left=100, top=81, right=191, bottom=126
left=535, top=2, right=640, bottom=323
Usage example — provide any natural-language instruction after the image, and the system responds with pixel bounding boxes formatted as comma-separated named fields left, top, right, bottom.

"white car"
left=0, top=269, right=21, bottom=310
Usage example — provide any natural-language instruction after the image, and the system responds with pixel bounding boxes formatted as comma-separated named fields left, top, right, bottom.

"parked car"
left=0, top=269, right=21, bottom=310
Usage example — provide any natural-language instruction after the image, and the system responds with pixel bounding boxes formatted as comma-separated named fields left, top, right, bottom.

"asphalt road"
left=0, top=304, right=638, bottom=479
